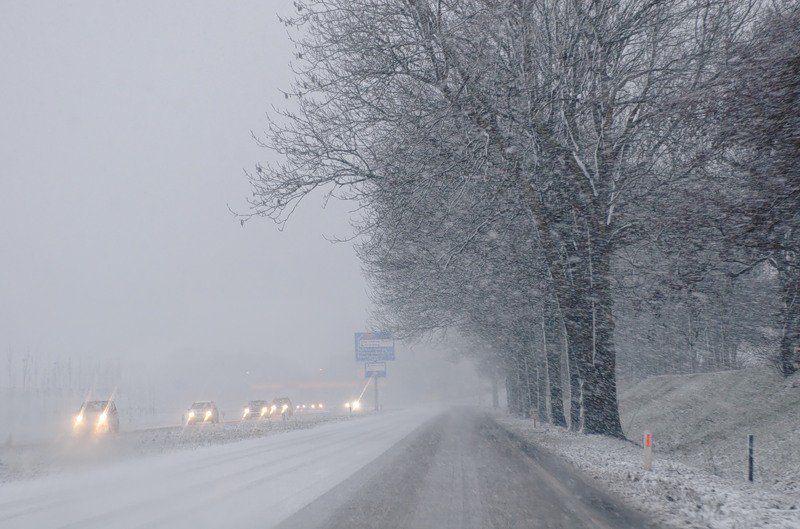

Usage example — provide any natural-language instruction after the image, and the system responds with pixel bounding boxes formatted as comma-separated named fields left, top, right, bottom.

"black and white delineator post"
left=747, top=434, right=754, bottom=482
left=643, top=431, right=653, bottom=471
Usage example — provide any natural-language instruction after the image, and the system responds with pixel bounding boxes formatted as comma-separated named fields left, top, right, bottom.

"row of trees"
left=249, top=0, right=800, bottom=436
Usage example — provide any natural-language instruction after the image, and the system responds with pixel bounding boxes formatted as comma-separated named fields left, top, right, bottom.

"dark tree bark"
left=543, top=299, right=567, bottom=427
left=582, top=246, right=624, bottom=437
left=569, top=355, right=582, bottom=430
left=536, top=360, right=548, bottom=422
left=506, top=372, right=519, bottom=416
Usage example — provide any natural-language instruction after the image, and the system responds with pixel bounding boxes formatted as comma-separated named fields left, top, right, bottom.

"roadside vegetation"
left=249, top=0, right=800, bottom=437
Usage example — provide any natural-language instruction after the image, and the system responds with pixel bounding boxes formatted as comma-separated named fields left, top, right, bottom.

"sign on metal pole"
left=355, top=332, right=395, bottom=361
left=643, top=431, right=653, bottom=471
left=364, top=362, right=387, bottom=378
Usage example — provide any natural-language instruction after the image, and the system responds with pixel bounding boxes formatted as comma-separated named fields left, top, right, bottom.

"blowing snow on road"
left=0, top=410, right=436, bottom=529
left=0, top=409, right=653, bottom=529
left=2, top=1, right=799, bottom=528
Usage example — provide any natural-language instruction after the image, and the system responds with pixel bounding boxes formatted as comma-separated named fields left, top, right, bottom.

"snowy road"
left=0, top=408, right=440, bottom=529
left=0, top=413, right=346, bottom=483
left=280, top=409, right=656, bottom=529
left=0, top=408, right=655, bottom=529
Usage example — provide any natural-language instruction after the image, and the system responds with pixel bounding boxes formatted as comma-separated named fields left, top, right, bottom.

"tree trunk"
left=506, top=373, right=518, bottom=416
left=522, top=350, right=536, bottom=419
left=779, top=268, right=800, bottom=376
left=581, top=240, right=624, bottom=437
left=569, top=362, right=581, bottom=430
left=543, top=301, right=567, bottom=427
left=536, top=361, right=548, bottom=422
left=563, top=320, right=582, bottom=430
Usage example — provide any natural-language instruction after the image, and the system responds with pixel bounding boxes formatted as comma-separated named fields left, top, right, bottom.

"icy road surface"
left=280, top=408, right=655, bottom=529
left=0, top=408, right=654, bottom=529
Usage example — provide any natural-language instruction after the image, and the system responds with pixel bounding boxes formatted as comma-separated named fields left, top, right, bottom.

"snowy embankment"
left=620, top=368, right=800, bottom=494
left=0, top=412, right=351, bottom=483
left=495, top=367, right=800, bottom=529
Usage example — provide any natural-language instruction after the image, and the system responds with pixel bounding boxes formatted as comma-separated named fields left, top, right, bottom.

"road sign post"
left=747, top=434, right=754, bottom=482
left=374, top=375, right=379, bottom=412
left=356, top=332, right=394, bottom=414
left=643, top=431, right=653, bottom=471
left=364, top=363, right=386, bottom=412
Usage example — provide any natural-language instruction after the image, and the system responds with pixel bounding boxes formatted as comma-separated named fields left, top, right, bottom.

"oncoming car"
left=272, top=397, right=293, bottom=419
left=184, top=401, right=219, bottom=424
left=73, top=400, right=120, bottom=434
left=242, top=400, right=271, bottom=420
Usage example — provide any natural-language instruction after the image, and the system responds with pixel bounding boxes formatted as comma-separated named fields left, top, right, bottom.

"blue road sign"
left=355, top=332, right=395, bottom=361
left=365, top=362, right=387, bottom=378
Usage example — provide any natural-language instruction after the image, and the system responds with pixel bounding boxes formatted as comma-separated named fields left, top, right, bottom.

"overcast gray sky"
left=0, top=1, right=481, bottom=418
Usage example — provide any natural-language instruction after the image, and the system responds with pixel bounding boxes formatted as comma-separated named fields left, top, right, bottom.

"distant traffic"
left=70, top=395, right=362, bottom=436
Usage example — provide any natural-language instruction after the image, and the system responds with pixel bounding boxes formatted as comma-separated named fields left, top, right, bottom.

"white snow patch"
left=497, top=416, right=800, bottom=529
left=496, top=366, right=800, bottom=529
left=619, top=368, right=800, bottom=495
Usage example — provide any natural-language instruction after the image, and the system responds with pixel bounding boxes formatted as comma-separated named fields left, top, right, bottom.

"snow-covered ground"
left=495, top=367, right=800, bottom=529
left=0, top=408, right=441, bottom=529
left=497, top=416, right=800, bottom=529
left=620, top=367, right=800, bottom=495
left=0, top=411, right=348, bottom=483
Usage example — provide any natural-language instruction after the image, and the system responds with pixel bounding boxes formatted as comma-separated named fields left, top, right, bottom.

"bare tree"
left=249, top=0, right=757, bottom=436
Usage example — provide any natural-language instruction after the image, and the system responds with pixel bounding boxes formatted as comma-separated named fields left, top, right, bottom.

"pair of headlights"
left=74, top=412, right=108, bottom=427
left=242, top=406, right=277, bottom=418
left=188, top=410, right=213, bottom=420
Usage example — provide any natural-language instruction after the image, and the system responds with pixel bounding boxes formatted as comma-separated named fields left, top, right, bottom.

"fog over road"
left=0, top=408, right=654, bottom=529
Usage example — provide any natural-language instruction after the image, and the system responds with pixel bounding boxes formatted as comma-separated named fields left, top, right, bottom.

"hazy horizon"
left=0, top=1, right=481, bottom=437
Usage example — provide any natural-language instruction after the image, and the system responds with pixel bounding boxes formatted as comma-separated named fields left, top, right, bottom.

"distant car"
left=184, top=401, right=219, bottom=424
left=73, top=400, right=119, bottom=434
left=242, top=400, right=271, bottom=420
left=272, top=397, right=293, bottom=418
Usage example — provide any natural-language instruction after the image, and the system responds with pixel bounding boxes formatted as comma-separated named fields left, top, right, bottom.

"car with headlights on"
left=73, top=400, right=119, bottom=434
left=241, top=400, right=271, bottom=420
left=271, top=397, right=293, bottom=419
left=184, top=401, right=219, bottom=424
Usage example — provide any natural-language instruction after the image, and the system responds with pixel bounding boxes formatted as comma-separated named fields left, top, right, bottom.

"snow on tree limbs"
left=247, top=0, right=792, bottom=437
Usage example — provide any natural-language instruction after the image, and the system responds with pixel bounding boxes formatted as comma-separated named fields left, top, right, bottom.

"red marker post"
left=643, top=431, right=653, bottom=471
